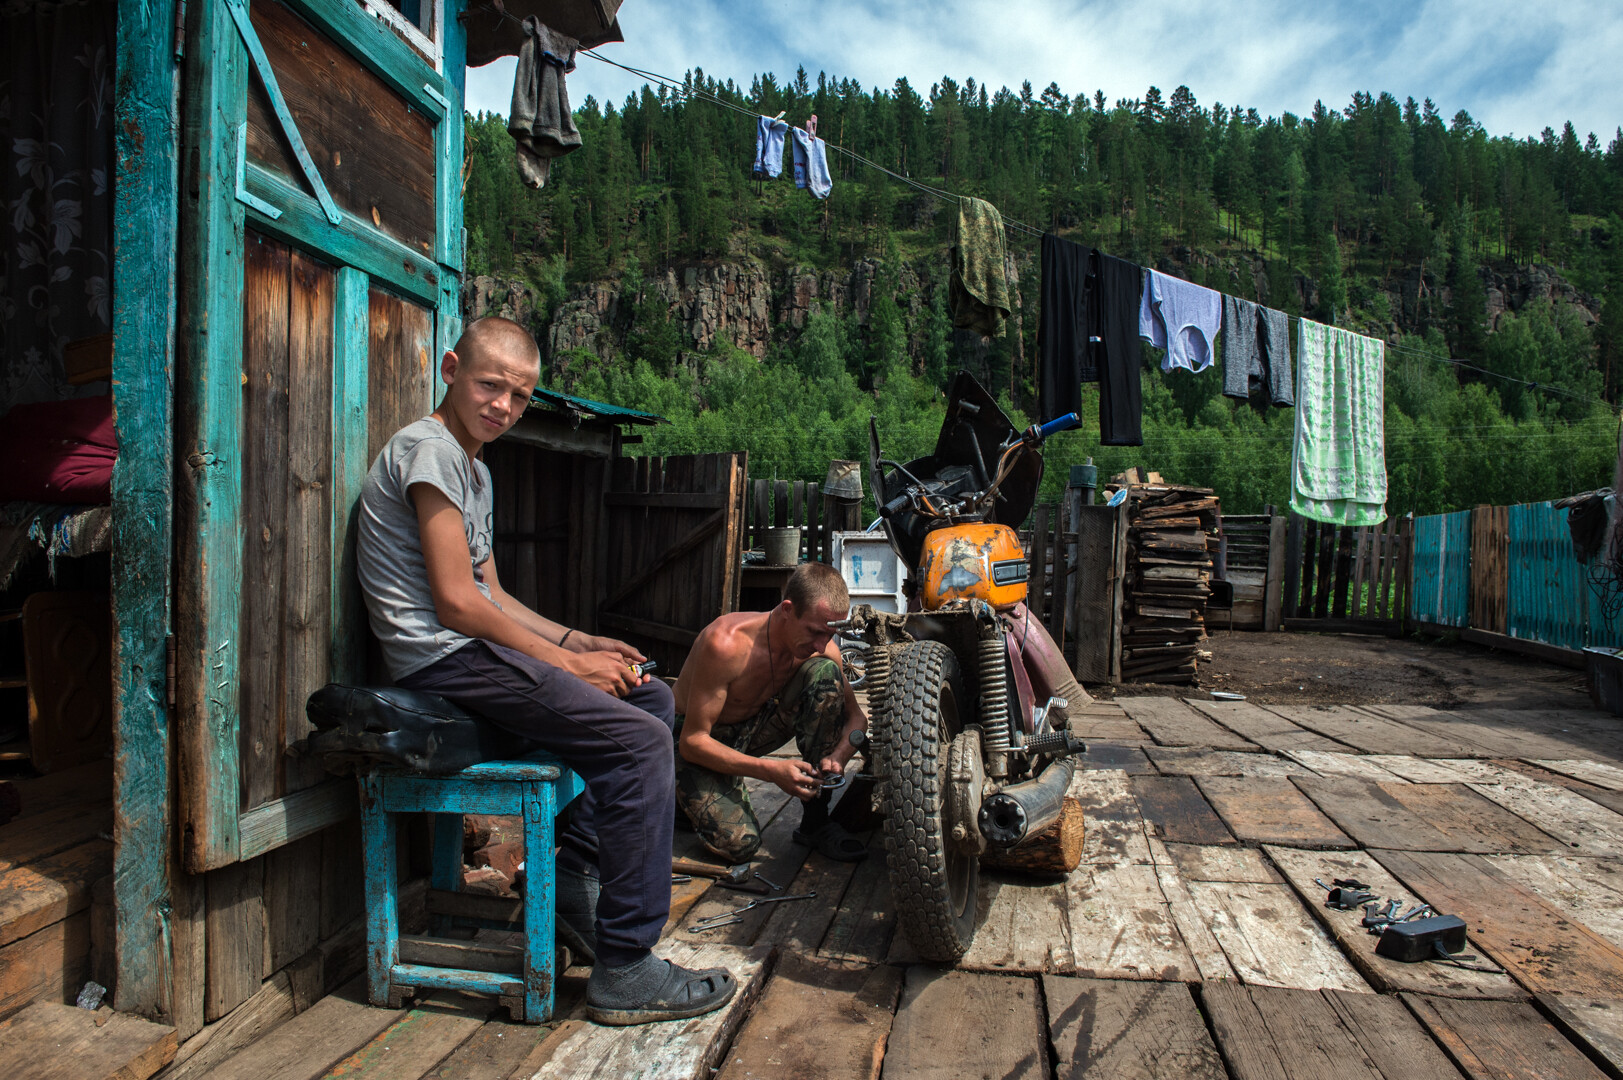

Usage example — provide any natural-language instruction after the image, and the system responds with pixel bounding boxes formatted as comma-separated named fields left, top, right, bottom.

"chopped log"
left=979, top=797, right=1084, bottom=876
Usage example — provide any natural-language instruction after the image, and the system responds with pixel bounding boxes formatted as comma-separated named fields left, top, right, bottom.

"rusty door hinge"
left=165, top=633, right=177, bottom=706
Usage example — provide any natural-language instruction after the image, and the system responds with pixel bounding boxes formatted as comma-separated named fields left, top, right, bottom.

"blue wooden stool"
left=359, top=754, right=586, bottom=1022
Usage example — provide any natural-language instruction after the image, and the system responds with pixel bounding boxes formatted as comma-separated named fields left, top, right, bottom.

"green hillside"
left=462, top=68, right=1623, bottom=515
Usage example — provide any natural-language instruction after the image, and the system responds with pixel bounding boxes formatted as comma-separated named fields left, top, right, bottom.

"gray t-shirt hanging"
left=357, top=417, right=496, bottom=680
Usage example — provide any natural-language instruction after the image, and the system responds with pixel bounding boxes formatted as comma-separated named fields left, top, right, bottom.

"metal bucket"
left=762, top=527, right=802, bottom=566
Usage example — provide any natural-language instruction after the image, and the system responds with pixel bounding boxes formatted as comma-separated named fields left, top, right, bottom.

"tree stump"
left=979, top=795, right=1085, bottom=876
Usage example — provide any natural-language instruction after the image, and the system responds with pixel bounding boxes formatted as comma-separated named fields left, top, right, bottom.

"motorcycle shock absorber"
left=978, top=629, right=1010, bottom=778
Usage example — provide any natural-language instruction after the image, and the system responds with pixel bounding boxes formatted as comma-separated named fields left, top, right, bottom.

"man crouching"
left=674, top=563, right=870, bottom=862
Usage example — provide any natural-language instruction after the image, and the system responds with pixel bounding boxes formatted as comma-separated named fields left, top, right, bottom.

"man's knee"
left=700, top=821, right=761, bottom=863
left=630, top=677, right=676, bottom=730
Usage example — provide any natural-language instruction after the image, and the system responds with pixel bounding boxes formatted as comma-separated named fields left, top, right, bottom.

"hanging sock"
left=1139, top=269, right=1222, bottom=373
left=509, top=18, right=582, bottom=189
left=1291, top=319, right=1386, bottom=526
left=754, top=115, right=788, bottom=179
left=790, top=127, right=832, bottom=198
left=949, top=198, right=1010, bottom=337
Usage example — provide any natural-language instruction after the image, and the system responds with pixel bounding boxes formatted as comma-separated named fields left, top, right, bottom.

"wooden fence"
left=1281, top=514, right=1412, bottom=632
left=744, top=477, right=861, bottom=565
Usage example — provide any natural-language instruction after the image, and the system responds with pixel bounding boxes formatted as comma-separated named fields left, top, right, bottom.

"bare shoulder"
left=683, top=611, right=760, bottom=679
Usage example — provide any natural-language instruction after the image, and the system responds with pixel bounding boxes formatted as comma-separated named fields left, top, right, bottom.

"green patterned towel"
left=949, top=198, right=1010, bottom=337
left=1291, top=319, right=1387, bottom=526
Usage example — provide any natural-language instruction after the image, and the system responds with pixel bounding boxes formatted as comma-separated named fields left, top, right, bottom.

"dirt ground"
left=1094, top=629, right=1597, bottom=711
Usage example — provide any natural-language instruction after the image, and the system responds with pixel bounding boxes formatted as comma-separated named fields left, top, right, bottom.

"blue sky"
left=465, top=0, right=1623, bottom=144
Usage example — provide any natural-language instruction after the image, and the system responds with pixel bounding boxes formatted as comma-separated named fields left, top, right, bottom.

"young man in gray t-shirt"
left=356, top=316, right=735, bottom=1026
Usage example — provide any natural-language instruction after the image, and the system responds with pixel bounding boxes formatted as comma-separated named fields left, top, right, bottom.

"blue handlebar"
left=1037, top=413, right=1082, bottom=439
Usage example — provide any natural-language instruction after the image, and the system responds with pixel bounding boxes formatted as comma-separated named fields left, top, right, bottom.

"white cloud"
left=464, top=0, right=1623, bottom=141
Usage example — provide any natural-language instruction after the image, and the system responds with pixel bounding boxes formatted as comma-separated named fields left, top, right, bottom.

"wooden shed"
left=1, top=0, right=751, bottom=1054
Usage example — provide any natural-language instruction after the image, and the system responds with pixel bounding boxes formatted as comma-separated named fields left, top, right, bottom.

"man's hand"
left=564, top=649, right=640, bottom=698
left=763, top=758, right=821, bottom=801
left=567, top=632, right=647, bottom=664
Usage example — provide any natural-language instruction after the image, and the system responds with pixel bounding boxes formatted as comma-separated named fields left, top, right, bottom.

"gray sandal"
left=585, top=957, right=737, bottom=1026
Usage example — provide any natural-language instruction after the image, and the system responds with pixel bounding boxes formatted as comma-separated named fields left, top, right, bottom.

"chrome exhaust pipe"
left=976, top=756, right=1077, bottom=849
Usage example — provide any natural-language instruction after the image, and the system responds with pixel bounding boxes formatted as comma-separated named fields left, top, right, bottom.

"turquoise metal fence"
left=1506, top=501, right=1623, bottom=650
left=1409, top=510, right=1471, bottom=627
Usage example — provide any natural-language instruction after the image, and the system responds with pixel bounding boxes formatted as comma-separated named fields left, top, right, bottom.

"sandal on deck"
left=793, top=821, right=870, bottom=862
left=585, top=957, right=737, bottom=1026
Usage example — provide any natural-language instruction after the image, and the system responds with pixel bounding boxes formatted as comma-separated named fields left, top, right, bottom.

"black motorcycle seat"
left=303, top=683, right=542, bottom=776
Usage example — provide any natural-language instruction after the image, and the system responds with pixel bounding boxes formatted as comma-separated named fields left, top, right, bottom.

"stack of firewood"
left=1117, top=483, right=1219, bottom=683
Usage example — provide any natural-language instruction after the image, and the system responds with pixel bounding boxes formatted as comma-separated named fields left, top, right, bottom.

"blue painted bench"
left=359, top=754, right=586, bottom=1023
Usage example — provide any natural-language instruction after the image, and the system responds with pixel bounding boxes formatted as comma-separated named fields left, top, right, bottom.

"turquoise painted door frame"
left=172, top=0, right=466, bottom=873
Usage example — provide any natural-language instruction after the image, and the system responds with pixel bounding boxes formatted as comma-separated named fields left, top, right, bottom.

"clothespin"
left=770, top=110, right=785, bottom=123
left=807, top=114, right=818, bottom=139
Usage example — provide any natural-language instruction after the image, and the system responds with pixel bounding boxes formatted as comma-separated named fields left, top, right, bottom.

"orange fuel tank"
left=917, top=522, right=1029, bottom=610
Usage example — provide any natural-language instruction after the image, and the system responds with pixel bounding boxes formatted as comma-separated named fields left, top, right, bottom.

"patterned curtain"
left=1, top=0, right=116, bottom=416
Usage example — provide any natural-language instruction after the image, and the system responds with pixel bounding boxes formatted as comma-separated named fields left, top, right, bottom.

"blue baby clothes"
left=1139, top=269, right=1222, bottom=373
left=754, top=116, right=788, bottom=179
left=1291, top=319, right=1385, bottom=526
left=791, top=127, right=832, bottom=199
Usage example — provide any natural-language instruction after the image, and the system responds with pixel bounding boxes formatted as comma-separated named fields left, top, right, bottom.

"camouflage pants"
left=675, top=656, right=845, bottom=862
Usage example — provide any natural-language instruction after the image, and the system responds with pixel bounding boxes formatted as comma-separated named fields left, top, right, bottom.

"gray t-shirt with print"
left=357, top=417, right=496, bottom=680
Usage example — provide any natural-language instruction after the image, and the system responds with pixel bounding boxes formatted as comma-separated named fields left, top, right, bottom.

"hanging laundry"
left=790, top=128, right=832, bottom=198
left=1221, top=296, right=1295, bottom=407
left=1139, top=269, right=1222, bottom=373
left=1095, top=253, right=1145, bottom=446
left=508, top=18, right=581, bottom=189
left=950, top=198, right=1011, bottom=337
left=1291, top=319, right=1386, bottom=526
left=754, top=115, right=789, bottom=179
left=1038, top=233, right=1095, bottom=423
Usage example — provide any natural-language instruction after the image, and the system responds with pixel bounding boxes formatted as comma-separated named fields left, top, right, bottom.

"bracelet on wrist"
left=558, top=629, right=575, bottom=649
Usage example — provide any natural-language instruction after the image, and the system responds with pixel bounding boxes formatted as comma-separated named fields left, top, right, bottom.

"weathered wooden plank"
left=1183, top=699, right=1351, bottom=753
left=175, top=0, right=249, bottom=877
left=110, top=0, right=179, bottom=1018
left=1160, top=843, right=1282, bottom=884
left=1264, top=513, right=1287, bottom=631
left=1078, top=743, right=1155, bottom=772
left=1199, top=981, right=1379, bottom=1080
left=1117, top=697, right=1257, bottom=749
left=679, top=797, right=810, bottom=946
left=199, top=977, right=405, bottom=1080
left=817, top=847, right=895, bottom=965
left=1361, top=705, right=1607, bottom=762
left=1536, top=995, right=1623, bottom=1079
left=959, top=872, right=1072, bottom=974
left=1070, top=769, right=1151, bottom=865
left=882, top=968, right=1046, bottom=1080
left=420, top=1018, right=557, bottom=1080
left=1292, top=775, right=1461, bottom=850
left=1266, top=846, right=1521, bottom=999
left=329, top=266, right=369, bottom=686
left=1043, top=976, right=1225, bottom=1079
left=263, top=835, right=322, bottom=980
left=1364, top=756, right=1478, bottom=783
left=0, top=840, right=111, bottom=948
left=1438, top=760, right=1623, bottom=856
left=1284, top=750, right=1409, bottom=782
left=1145, top=841, right=1237, bottom=981
left=748, top=846, right=865, bottom=955
left=528, top=944, right=770, bottom=1080
left=1484, top=855, right=1623, bottom=951
left=0, top=912, right=90, bottom=1022
left=0, top=1001, right=177, bottom=1080
left=1379, top=782, right=1566, bottom=855
left=1493, top=759, right=1623, bottom=817
left=1145, top=748, right=1311, bottom=778
left=205, top=858, right=267, bottom=1022
left=319, top=993, right=490, bottom=1078
left=1068, top=858, right=1199, bottom=981
left=1185, top=881, right=1369, bottom=991
left=1195, top=777, right=1355, bottom=849
left=1270, top=704, right=1488, bottom=757
left=160, top=955, right=321, bottom=1080
left=1323, top=989, right=1470, bottom=1079
left=1531, top=759, right=1623, bottom=793
left=0, top=802, right=113, bottom=875
left=1403, top=994, right=1610, bottom=1080
left=1130, top=774, right=1235, bottom=845
left=715, top=954, right=900, bottom=1080
left=1373, top=850, right=1623, bottom=999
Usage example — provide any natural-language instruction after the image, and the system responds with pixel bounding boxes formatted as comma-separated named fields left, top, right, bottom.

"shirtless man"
left=356, top=316, right=733, bottom=1026
left=673, top=562, right=870, bottom=862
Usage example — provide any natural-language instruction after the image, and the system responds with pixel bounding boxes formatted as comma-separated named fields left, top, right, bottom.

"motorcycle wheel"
left=880, top=639, right=978, bottom=962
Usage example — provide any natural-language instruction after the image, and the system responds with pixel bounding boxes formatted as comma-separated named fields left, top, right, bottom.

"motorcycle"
left=843, top=371, right=1090, bottom=962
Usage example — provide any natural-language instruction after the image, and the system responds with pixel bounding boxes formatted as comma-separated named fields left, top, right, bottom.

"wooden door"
left=175, top=0, right=461, bottom=872
left=598, top=454, right=748, bottom=673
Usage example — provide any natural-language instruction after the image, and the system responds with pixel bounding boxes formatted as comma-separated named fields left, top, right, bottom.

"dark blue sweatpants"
left=398, top=640, right=676, bottom=966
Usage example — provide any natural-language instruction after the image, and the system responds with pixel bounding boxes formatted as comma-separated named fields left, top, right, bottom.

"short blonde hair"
left=455, top=316, right=540, bottom=371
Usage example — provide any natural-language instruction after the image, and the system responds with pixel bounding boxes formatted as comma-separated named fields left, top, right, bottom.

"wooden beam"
left=329, top=267, right=369, bottom=685
left=1459, top=627, right=1587, bottom=670
left=500, top=414, right=614, bottom=459
left=112, top=0, right=180, bottom=1021
left=598, top=509, right=725, bottom=610
left=175, top=0, right=248, bottom=874
left=597, top=613, right=699, bottom=648
left=238, top=781, right=357, bottom=863
left=279, top=0, right=448, bottom=120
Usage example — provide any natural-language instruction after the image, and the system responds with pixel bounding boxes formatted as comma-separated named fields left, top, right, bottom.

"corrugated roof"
left=529, top=385, right=665, bottom=425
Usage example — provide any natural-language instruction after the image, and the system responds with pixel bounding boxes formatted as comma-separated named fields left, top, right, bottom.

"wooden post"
left=1313, top=524, right=1337, bottom=619
left=1049, top=497, right=1069, bottom=646
left=1029, top=504, right=1051, bottom=625
left=1264, top=513, right=1287, bottom=632
left=1282, top=512, right=1303, bottom=621
left=1331, top=525, right=1356, bottom=619
left=1297, top=518, right=1318, bottom=617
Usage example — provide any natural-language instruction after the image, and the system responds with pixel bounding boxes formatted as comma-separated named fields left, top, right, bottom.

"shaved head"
left=454, top=316, right=541, bottom=374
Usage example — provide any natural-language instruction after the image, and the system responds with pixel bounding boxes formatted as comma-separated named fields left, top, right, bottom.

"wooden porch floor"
left=152, top=697, right=1623, bottom=1079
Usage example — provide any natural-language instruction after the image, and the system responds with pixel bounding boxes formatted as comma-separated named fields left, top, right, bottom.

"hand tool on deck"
left=671, top=858, right=752, bottom=884
left=754, top=871, right=784, bottom=892
left=1315, top=878, right=1378, bottom=909
left=688, top=892, right=818, bottom=932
